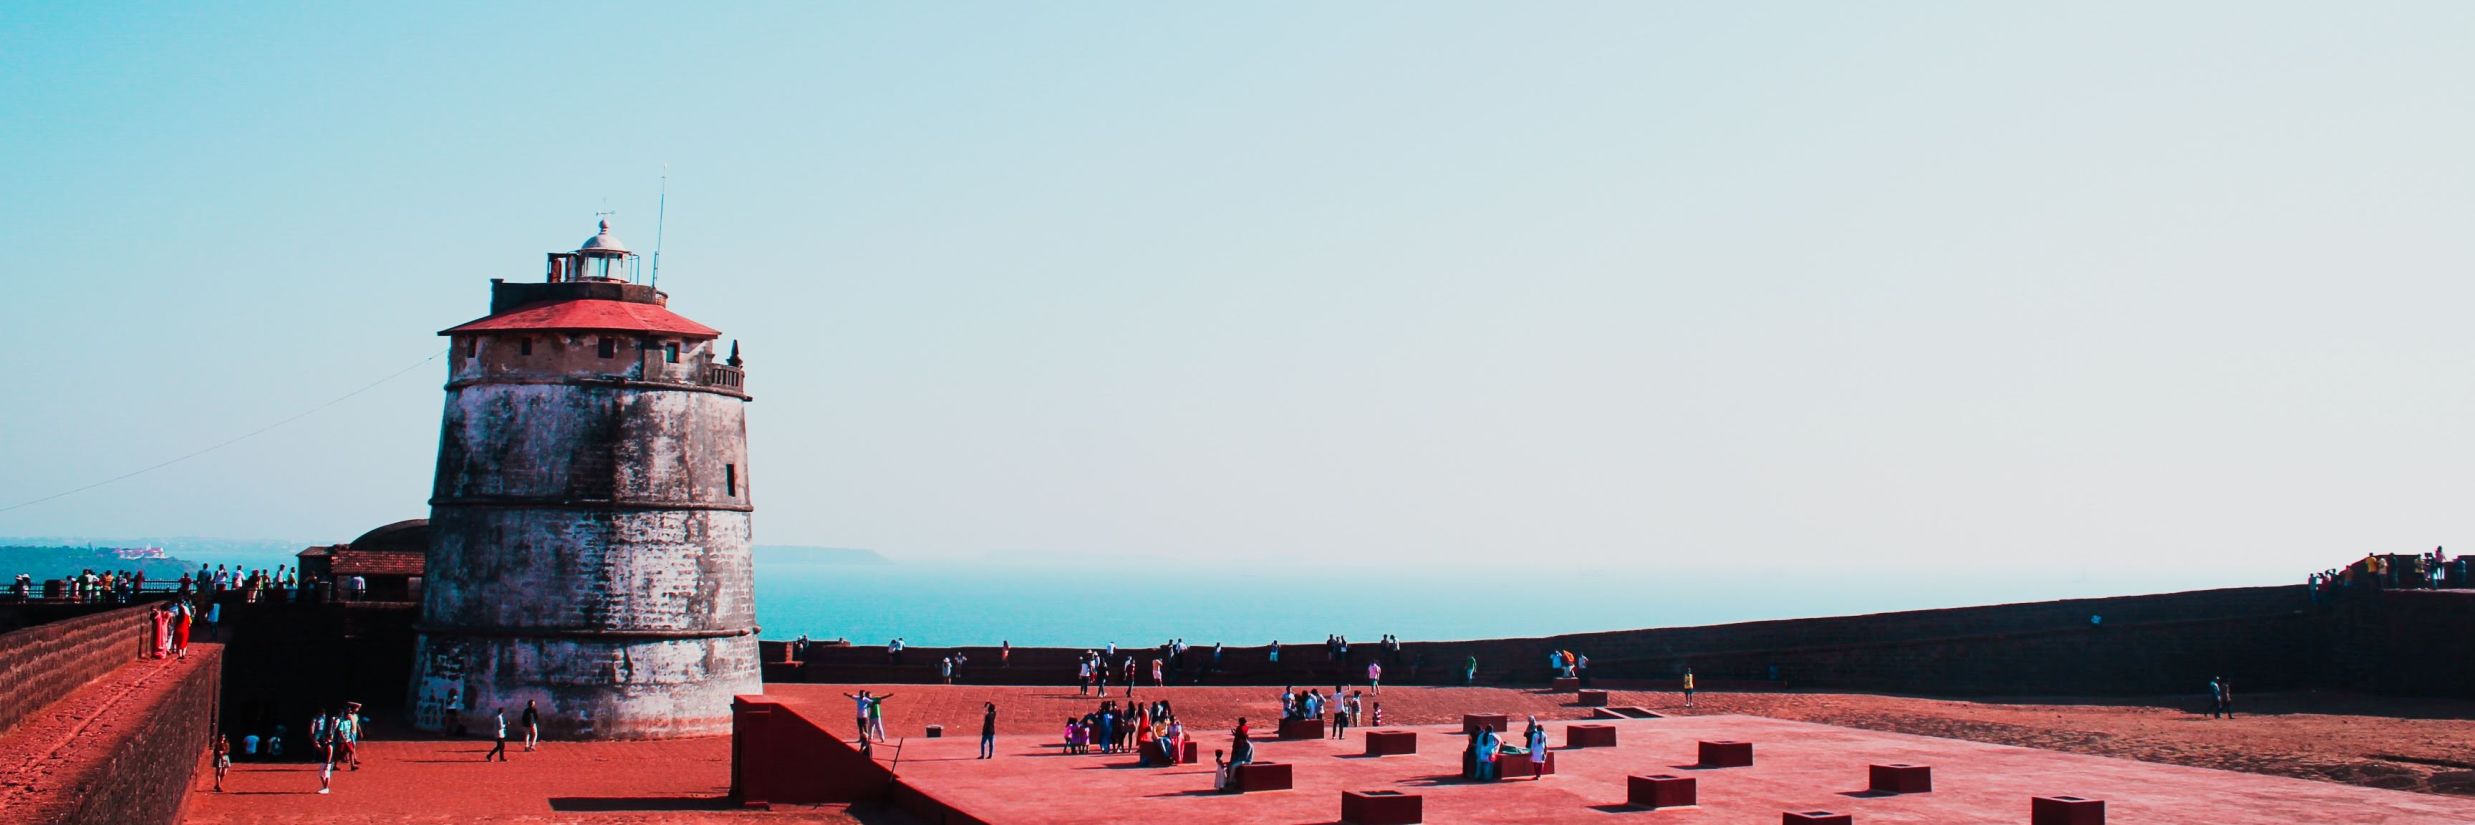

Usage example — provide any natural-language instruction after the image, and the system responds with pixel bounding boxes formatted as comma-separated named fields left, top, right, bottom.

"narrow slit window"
left=724, top=464, right=737, bottom=497
left=665, top=342, right=681, bottom=363
left=462, top=337, right=477, bottom=358
left=519, top=337, right=533, bottom=356
left=598, top=337, right=616, bottom=358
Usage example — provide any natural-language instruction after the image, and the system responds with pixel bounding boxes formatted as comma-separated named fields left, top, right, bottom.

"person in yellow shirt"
left=1682, top=668, right=1696, bottom=708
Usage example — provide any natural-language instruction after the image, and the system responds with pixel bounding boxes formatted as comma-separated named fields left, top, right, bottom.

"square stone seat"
left=1364, top=730, right=1418, bottom=756
left=1462, top=714, right=1509, bottom=735
left=1869, top=763, right=1931, bottom=794
left=1566, top=724, right=1617, bottom=748
left=1783, top=812, right=1852, bottom=824
left=1578, top=689, right=1610, bottom=707
left=1499, top=749, right=1555, bottom=776
left=2032, top=796, right=2105, bottom=825
left=1180, top=739, right=1199, bottom=764
left=1551, top=677, right=1581, bottom=693
left=1340, top=789, right=1422, bottom=825
left=1235, top=762, right=1293, bottom=792
left=1278, top=718, right=1325, bottom=740
left=1627, top=774, right=1697, bottom=809
left=1699, top=740, right=1754, bottom=768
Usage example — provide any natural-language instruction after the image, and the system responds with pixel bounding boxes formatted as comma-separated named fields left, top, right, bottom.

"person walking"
left=521, top=700, right=542, bottom=751
left=484, top=709, right=510, bottom=762
left=979, top=702, right=999, bottom=759
left=2217, top=677, right=2236, bottom=719
left=1525, top=716, right=1549, bottom=780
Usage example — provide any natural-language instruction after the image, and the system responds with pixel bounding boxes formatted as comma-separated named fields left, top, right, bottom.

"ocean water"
left=749, top=555, right=2270, bottom=648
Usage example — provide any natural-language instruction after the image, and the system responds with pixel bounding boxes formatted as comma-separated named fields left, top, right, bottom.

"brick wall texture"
left=0, top=604, right=151, bottom=733
left=49, top=647, right=223, bottom=825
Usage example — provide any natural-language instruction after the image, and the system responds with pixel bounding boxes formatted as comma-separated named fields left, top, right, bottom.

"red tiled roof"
left=330, top=548, right=425, bottom=577
left=439, top=299, right=720, bottom=338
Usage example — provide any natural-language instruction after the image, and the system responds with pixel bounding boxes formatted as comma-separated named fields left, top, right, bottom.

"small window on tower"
left=519, top=338, right=533, bottom=356
left=462, top=337, right=477, bottom=358
left=665, top=342, right=681, bottom=363
left=598, top=337, right=616, bottom=358
left=725, top=464, right=737, bottom=497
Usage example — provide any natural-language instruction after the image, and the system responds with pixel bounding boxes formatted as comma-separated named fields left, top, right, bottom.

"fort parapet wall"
left=768, top=585, right=2473, bottom=698
left=36, top=647, right=224, bottom=825
left=0, top=604, right=154, bottom=734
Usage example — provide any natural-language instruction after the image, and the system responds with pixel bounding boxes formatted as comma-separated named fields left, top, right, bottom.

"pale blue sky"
left=4, top=3, right=2472, bottom=583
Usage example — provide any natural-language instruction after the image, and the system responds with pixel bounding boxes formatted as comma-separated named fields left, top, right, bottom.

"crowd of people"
left=7, top=562, right=359, bottom=604
left=1061, top=698, right=1190, bottom=766
left=2309, top=547, right=2466, bottom=602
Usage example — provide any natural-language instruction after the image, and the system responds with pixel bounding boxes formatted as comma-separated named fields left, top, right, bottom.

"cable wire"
left=0, top=346, right=448, bottom=515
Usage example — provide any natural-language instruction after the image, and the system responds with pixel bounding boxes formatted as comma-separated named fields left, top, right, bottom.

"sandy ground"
left=799, top=683, right=2475, bottom=799
left=1662, top=688, right=2475, bottom=797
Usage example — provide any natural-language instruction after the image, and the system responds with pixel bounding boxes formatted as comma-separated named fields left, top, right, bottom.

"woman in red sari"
left=173, top=600, right=193, bottom=657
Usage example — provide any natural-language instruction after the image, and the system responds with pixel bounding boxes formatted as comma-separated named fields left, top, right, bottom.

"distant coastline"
left=753, top=545, right=890, bottom=565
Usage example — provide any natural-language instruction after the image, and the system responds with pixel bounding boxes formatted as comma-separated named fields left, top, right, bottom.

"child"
left=1213, top=750, right=1233, bottom=792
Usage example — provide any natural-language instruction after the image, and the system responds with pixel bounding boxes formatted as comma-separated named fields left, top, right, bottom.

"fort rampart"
left=767, top=586, right=2469, bottom=698
left=0, top=604, right=155, bottom=734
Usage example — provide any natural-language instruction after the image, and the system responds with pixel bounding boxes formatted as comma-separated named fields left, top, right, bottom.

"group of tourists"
left=1461, top=716, right=1551, bottom=782
left=1062, top=699, right=1189, bottom=766
left=1545, top=649, right=1591, bottom=683
left=843, top=689, right=893, bottom=744
left=2310, top=547, right=2466, bottom=602
left=1074, top=650, right=1139, bottom=697
left=1278, top=685, right=1375, bottom=734
left=147, top=599, right=200, bottom=658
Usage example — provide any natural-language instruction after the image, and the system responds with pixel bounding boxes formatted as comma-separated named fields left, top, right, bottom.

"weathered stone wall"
left=414, top=318, right=756, bottom=739
left=0, top=604, right=149, bottom=734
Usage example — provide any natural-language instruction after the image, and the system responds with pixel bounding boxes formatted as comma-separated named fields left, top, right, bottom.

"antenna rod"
left=651, top=166, right=668, bottom=289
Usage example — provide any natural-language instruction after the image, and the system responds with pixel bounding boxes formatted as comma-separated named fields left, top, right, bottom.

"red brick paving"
left=179, top=734, right=866, bottom=824
left=169, top=683, right=2475, bottom=823
left=831, top=707, right=2475, bottom=823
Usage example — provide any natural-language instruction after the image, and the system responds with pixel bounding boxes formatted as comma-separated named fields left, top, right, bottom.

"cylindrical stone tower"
left=407, top=220, right=757, bottom=739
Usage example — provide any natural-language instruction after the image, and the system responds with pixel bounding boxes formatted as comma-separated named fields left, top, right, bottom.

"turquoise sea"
left=749, top=553, right=2269, bottom=648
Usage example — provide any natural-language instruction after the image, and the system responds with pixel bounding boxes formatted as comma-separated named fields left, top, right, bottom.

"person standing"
left=1525, top=716, right=1549, bottom=780
left=842, top=690, right=872, bottom=741
left=1000, top=641, right=1012, bottom=669
left=445, top=688, right=465, bottom=737
left=979, top=702, right=998, bottom=759
left=336, top=702, right=363, bottom=771
left=521, top=700, right=542, bottom=751
left=1463, top=655, right=1478, bottom=686
left=212, top=734, right=231, bottom=792
left=1366, top=661, right=1382, bottom=693
left=484, top=709, right=510, bottom=762
left=867, top=693, right=892, bottom=742
left=1681, top=668, right=1696, bottom=708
